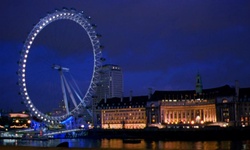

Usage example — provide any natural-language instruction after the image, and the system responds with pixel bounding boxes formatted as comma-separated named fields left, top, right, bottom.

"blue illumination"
left=31, top=120, right=44, bottom=130
left=60, top=116, right=73, bottom=124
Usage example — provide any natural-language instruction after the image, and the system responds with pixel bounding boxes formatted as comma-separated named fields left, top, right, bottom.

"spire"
left=196, top=72, right=203, bottom=94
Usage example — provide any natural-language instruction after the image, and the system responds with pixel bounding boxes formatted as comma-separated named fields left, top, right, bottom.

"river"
left=1, top=138, right=250, bottom=149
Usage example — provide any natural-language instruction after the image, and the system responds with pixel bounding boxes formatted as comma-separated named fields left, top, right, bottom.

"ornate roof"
left=150, top=85, right=235, bottom=101
left=97, top=96, right=148, bottom=108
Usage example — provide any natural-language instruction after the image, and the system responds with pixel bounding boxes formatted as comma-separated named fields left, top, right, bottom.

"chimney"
left=104, top=93, right=107, bottom=103
left=130, top=90, right=133, bottom=101
left=148, top=88, right=152, bottom=99
left=235, top=80, right=239, bottom=101
left=121, top=92, right=123, bottom=102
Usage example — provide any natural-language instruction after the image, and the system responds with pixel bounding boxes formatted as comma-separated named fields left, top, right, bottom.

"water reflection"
left=2, top=139, right=18, bottom=146
left=0, top=139, right=250, bottom=149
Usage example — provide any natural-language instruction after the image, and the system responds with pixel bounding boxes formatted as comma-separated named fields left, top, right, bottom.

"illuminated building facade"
left=94, top=71, right=250, bottom=128
left=0, top=112, right=31, bottom=130
left=147, top=83, right=250, bottom=127
left=146, top=74, right=236, bottom=127
left=97, top=96, right=148, bottom=129
left=94, top=72, right=250, bottom=128
left=9, top=113, right=31, bottom=129
left=147, top=85, right=236, bottom=126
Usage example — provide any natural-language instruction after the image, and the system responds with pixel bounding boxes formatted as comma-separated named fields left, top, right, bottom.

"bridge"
left=1, top=128, right=88, bottom=139
left=43, top=128, right=87, bottom=138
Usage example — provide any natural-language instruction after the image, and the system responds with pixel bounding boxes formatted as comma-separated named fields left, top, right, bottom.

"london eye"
left=17, top=8, right=103, bottom=125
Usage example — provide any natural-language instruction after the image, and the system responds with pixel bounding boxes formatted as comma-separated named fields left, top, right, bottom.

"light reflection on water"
left=1, top=139, right=250, bottom=149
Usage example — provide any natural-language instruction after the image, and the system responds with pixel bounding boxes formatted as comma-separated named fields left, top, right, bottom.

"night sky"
left=0, top=0, right=250, bottom=112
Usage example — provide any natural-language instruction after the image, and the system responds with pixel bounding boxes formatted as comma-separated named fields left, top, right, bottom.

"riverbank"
left=0, top=146, right=111, bottom=150
left=87, top=127, right=250, bottom=141
left=2, top=126, right=250, bottom=141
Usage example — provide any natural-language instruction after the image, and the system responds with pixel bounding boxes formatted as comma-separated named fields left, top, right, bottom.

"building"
left=146, top=73, right=237, bottom=128
left=146, top=74, right=250, bottom=128
left=216, top=82, right=250, bottom=126
left=237, top=87, right=250, bottom=126
left=147, top=85, right=237, bottom=127
left=97, top=96, right=148, bottom=129
left=94, top=72, right=250, bottom=128
left=97, top=64, right=123, bottom=101
left=92, top=64, right=124, bottom=126
left=0, top=112, right=31, bottom=130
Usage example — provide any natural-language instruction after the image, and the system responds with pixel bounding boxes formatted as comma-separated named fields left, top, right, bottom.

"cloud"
left=1, top=0, right=250, bottom=111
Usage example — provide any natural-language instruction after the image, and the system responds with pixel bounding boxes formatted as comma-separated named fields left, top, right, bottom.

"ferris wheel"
left=17, top=8, right=103, bottom=125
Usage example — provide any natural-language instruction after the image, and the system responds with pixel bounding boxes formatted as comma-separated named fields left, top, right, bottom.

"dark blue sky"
left=0, top=0, right=250, bottom=112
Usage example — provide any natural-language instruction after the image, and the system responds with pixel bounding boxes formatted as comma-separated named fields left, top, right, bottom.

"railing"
left=161, top=100, right=215, bottom=106
left=42, top=128, right=85, bottom=136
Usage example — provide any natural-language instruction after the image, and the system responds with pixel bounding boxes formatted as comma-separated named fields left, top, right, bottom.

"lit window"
left=222, top=99, right=228, bottom=103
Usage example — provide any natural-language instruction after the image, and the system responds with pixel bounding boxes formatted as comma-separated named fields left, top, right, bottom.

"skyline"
left=0, top=0, right=250, bottom=112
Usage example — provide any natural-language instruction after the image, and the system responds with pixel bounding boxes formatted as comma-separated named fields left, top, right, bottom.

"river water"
left=1, top=138, right=250, bottom=149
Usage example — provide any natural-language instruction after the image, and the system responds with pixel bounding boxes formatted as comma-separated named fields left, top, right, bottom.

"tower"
left=97, top=64, right=123, bottom=101
left=195, top=72, right=203, bottom=94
